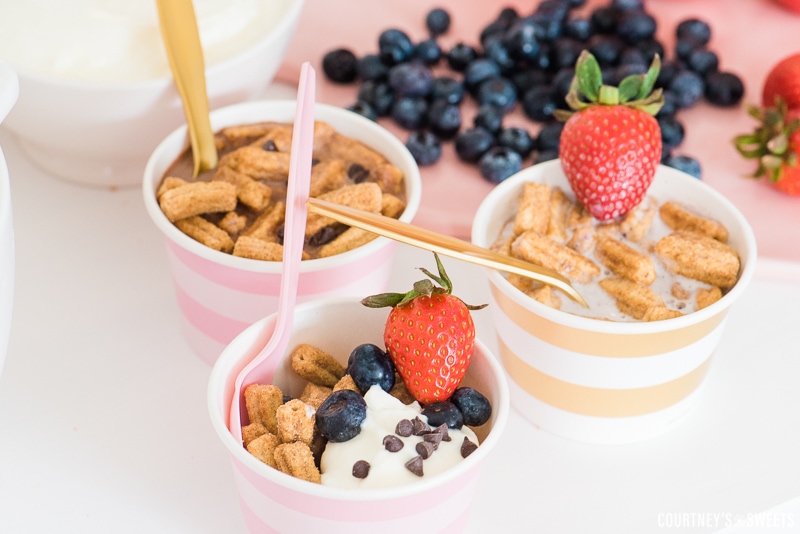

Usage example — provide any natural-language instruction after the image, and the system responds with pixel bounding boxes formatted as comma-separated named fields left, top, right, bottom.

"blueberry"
left=634, top=38, right=665, bottom=63
left=675, top=37, right=702, bottom=63
left=478, top=146, right=523, bottom=183
left=658, top=116, right=685, bottom=150
left=551, top=68, right=576, bottom=105
left=480, top=21, right=508, bottom=47
left=430, top=76, right=465, bottom=105
left=587, top=34, right=625, bottom=67
left=616, top=11, right=656, bottom=44
left=322, top=48, right=358, bottom=84
left=496, top=7, right=520, bottom=26
left=356, top=54, right=389, bottom=82
left=504, top=19, right=541, bottom=61
left=450, top=387, right=492, bottom=427
left=608, top=62, right=647, bottom=86
left=510, top=69, right=550, bottom=94
left=482, top=38, right=515, bottom=75
left=551, top=37, right=584, bottom=70
left=656, top=91, right=679, bottom=118
left=534, top=148, right=560, bottom=163
left=656, top=60, right=681, bottom=88
left=477, top=76, right=518, bottom=114
left=463, top=58, right=502, bottom=94
left=357, top=80, right=395, bottom=117
left=414, top=38, right=442, bottom=66
left=668, top=70, right=705, bottom=109
left=388, top=62, right=433, bottom=97
left=536, top=121, right=564, bottom=151
left=446, top=43, right=478, bottom=72
left=421, top=401, right=464, bottom=429
left=612, top=0, right=644, bottom=10
left=378, top=28, right=415, bottom=65
left=391, top=96, right=428, bottom=130
left=590, top=6, right=622, bottom=34
left=704, top=71, right=745, bottom=107
left=346, top=343, right=395, bottom=394
left=687, top=49, right=719, bottom=75
left=522, top=85, right=558, bottom=122
left=497, top=127, right=535, bottom=158
left=676, top=18, right=711, bottom=46
left=530, top=6, right=567, bottom=42
left=427, top=99, right=462, bottom=139
left=565, top=17, right=592, bottom=41
left=663, top=154, right=702, bottom=179
left=316, top=390, right=368, bottom=442
left=346, top=101, right=377, bottom=121
left=405, top=131, right=443, bottom=166
left=473, top=103, right=504, bottom=134
left=619, top=47, right=647, bottom=68
left=426, top=7, right=451, bottom=36
left=454, top=127, right=495, bottom=163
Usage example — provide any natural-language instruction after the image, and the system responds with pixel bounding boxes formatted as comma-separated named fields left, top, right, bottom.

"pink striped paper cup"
left=471, top=160, right=757, bottom=444
left=143, top=101, right=421, bottom=365
left=208, top=297, right=509, bottom=534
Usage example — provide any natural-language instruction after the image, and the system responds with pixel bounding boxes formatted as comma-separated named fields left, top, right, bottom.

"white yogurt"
left=0, top=0, right=292, bottom=82
left=320, top=386, right=479, bottom=489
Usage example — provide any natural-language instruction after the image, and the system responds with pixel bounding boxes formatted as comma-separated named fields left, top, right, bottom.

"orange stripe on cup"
left=498, top=337, right=712, bottom=417
left=490, top=283, right=727, bottom=358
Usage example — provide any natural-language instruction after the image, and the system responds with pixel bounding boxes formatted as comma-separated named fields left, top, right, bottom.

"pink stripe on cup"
left=232, top=456, right=479, bottom=522
left=173, top=279, right=249, bottom=345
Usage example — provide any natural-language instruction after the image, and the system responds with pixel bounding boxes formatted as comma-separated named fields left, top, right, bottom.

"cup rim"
left=471, top=159, right=758, bottom=334
left=142, top=99, right=422, bottom=274
left=207, top=296, right=510, bottom=501
left=7, top=0, right=305, bottom=90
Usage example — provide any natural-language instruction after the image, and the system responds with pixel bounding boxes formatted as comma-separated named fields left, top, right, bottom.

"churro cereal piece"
left=655, top=231, right=740, bottom=288
left=567, top=225, right=596, bottom=254
left=274, top=442, right=321, bottom=483
left=221, top=145, right=291, bottom=179
left=220, top=123, right=273, bottom=142
left=312, top=121, right=337, bottom=153
left=620, top=197, right=657, bottom=242
left=218, top=211, right=248, bottom=238
left=373, top=161, right=405, bottom=195
left=512, top=231, right=601, bottom=283
left=243, top=201, right=285, bottom=242
left=381, top=193, right=406, bottom=219
left=595, top=235, right=657, bottom=285
left=175, top=216, right=235, bottom=253
left=156, top=176, right=188, bottom=199
left=642, top=306, right=684, bottom=321
left=660, top=201, right=729, bottom=243
left=233, top=236, right=284, bottom=261
left=290, top=344, right=346, bottom=388
left=327, top=131, right=386, bottom=169
left=671, top=282, right=690, bottom=300
left=599, top=276, right=665, bottom=320
left=513, top=182, right=551, bottom=236
left=696, top=285, right=723, bottom=310
left=318, top=228, right=377, bottom=258
left=299, top=383, right=333, bottom=410
left=255, top=125, right=293, bottom=152
left=530, top=284, right=562, bottom=309
left=244, top=383, right=283, bottom=435
left=246, top=432, right=280, bottom=468
left=309, top=158, right=348, bottom=197
left=332, top=374, right=360, bottom=393
left=305, top=183, right=383, bottom=237
left=595, top=221, right=622, bottom=239
left=213, top=165, right=272, bottom=211
left=242, top=422, right=269, bottom=448
left=546, top=187, right=571, bottom=242
left=276, top=399, right=316, bottom=446
left=159, top=181, right=237, bottom=222
left=566, top=203, right=593, bottom=229
left=507, top=273, right=536, bottom=293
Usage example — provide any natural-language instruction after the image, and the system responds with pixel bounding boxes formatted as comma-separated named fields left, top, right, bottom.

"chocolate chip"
left=396, top=419, right=413, bottom=437
left=383, top=434, right=404, bottom=452
left=412, top=416, right=432, bottom=436
left=352, top=460, right=370, bottom=479
left=423, top=432, right=442, bottom=450
left=405, top=455, right=424, bottom=476
left=432, top=423, right=451, bottom=442
left=308, top=224, right=348, bottom=246
left=347, top=163, right=369, bottom=183
left=416, top=440, right=436, bottom=459
left=461, top=437, right=478, bottom=458
left=312, top=157, right=321, bottom=166
left=262, top=139, right=278, bottom=151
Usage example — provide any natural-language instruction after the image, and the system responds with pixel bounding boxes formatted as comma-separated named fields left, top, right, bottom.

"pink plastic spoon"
left=228, top=62, right=316, bottom=439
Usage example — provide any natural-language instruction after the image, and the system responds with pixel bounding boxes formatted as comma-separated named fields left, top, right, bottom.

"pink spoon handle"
left=228, top=62, right=316, bottom=437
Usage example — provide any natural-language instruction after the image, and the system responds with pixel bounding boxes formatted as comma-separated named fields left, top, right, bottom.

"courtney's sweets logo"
left=657, top=512, right=795, bottom=529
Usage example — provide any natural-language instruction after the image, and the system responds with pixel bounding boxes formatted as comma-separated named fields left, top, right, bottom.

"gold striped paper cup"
left=471, top=160, right=757, bottom=444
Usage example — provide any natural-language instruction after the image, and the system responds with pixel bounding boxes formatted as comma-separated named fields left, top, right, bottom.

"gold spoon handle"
left=307, top=197, right=588, bottom=307
left=156, top=0, right=218, bottom=177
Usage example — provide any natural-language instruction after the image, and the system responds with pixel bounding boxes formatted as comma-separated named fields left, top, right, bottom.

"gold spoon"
left=307, top=197, right=588, bottom=307
left=156, top=0, right=218, bottom=177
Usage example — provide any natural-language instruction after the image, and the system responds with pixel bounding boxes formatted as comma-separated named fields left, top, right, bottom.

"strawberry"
left=773, top=0, right=800, bottom=15
left=734, top=99, right=800, bottom=197
left=554, top=50, right=664, bottom=221
left=762, top=53, right=800, bottom=111
left=361, top=253, right=486, bottom=405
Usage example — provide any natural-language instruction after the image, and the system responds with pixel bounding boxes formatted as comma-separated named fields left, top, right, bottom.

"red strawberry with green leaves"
left=734, top=98, right=800, bottom=197
left=361, top=253, right=486, bottom=405
left=762, top=53, right=800, bottom=111
left=554, top=50, right=664, bottom=221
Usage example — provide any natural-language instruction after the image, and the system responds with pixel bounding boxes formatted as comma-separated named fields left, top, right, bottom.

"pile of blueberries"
left=321, top=0, right=744, bottom=183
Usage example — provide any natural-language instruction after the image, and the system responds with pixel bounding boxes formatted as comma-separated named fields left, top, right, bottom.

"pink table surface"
left=275, top=0, right=800, bottom=269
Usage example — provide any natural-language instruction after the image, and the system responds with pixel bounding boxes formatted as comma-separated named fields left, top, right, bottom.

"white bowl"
left=143, top=100, right=422, bottom=364
left=0, top=0, right=304, bottom=188
left=0, top=62, right=19, bottom=378
left=471, top=160, right=757, bottom=444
